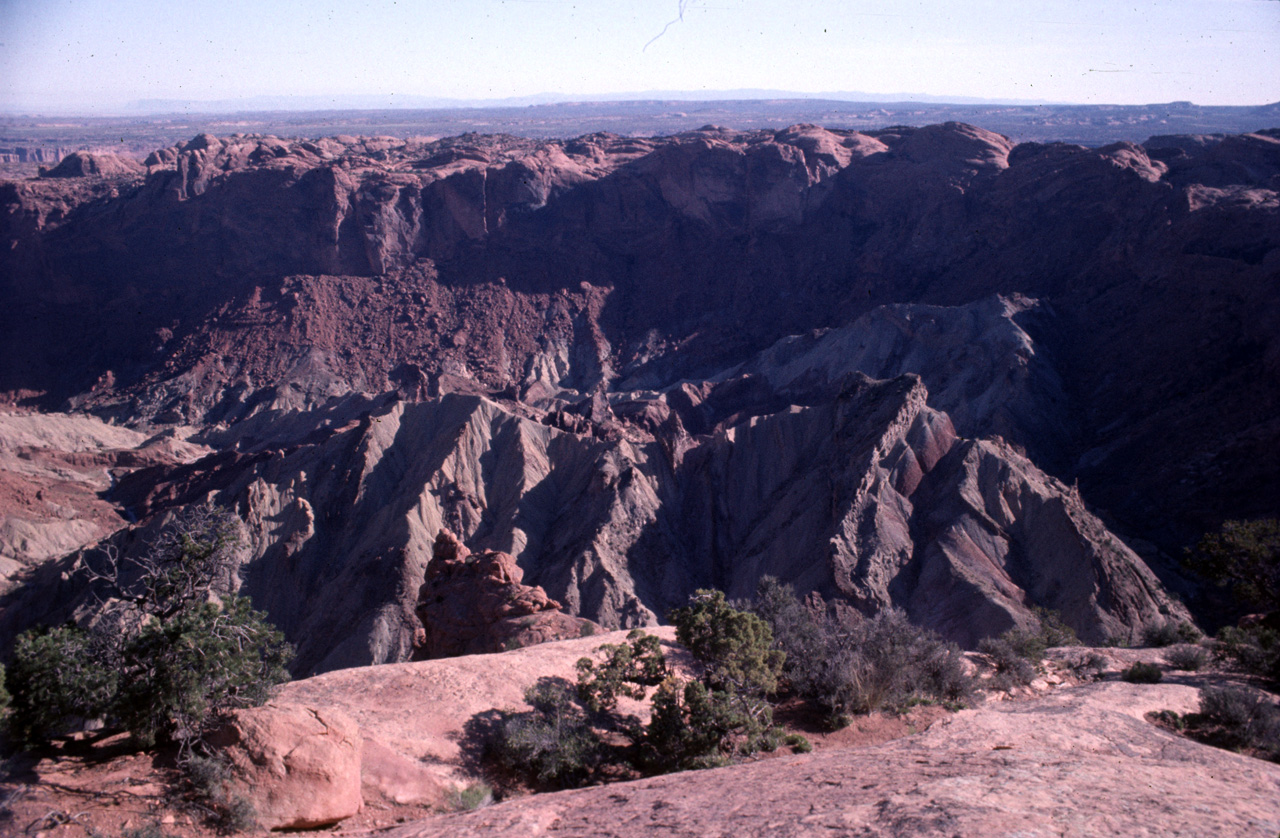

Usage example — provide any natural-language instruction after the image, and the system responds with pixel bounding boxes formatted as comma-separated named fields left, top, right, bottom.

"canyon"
left=1, top=114, right=1278, bottom=834
left=3, top=121, right=1277, bottom=662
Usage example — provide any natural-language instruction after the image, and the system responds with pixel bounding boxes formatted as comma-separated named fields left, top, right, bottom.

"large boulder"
left=208, top=702, right=363, bottom=830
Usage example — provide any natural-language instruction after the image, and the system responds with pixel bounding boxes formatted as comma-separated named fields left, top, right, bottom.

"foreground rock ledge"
left=373, top=681, right=1280, bottom=838
left=208, top=702, right=363, bottom=830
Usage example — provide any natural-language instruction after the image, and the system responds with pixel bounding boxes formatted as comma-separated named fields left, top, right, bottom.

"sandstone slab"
left=208, top=702, right=363, bottom=830
left=375, top=680, right=1280, bottom=837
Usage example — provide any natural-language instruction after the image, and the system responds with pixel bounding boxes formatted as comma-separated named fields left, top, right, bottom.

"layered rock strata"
left=0, top=372, right=1185, bottom=674
left=2, top=122, right=1273, bottom=668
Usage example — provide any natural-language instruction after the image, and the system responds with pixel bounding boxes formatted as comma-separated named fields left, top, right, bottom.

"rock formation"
left=39, top=151, right=144, bottom=179
left=207, top=702, right=363, bottom=830
left=0, top=409, right=209, bottom=583
left=413, top=529, right=599, bottom=658
left=0, top=371, right=1187, bottom=674
left=1, top=122, right=1275, bottom=671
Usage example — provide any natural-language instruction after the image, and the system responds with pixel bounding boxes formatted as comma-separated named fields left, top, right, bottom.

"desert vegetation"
left=752, top=577, right=973, bottom=726
left=492, top=590, right=791, bottom=789
left=1184, top=519, right=1280, bottom=685
left=1154, top=685, right=1280, bottom=763
left=492, top=582, right=985, bottom=791
left=4, top=504, right=293, bottom=749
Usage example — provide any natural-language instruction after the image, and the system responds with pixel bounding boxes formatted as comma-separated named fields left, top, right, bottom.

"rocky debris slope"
left=378, top=678, right=1280, bottom=838
left=413, top=529, right=599, bottom=659
left=0, top=371, right=1187, bottom=675
left=0, top=410, right=209, bottom=581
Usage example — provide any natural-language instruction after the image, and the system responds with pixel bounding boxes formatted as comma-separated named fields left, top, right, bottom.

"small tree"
left=1186, top=519, right=1280, bottom=685
left=492, top=678, right=603, bottom=788
left=1185, top=518, right=1280, bottom=614
left=6, top=625, right=118, bottom=747
left=576, top=629, right=669, bottom=715
left=651, top=590, right=785, bottom=766
left=83, top=503, right=243, bottom=621
left=115, top=597, right=292, bottom=747
left=6, top=504, right=292, bottom=749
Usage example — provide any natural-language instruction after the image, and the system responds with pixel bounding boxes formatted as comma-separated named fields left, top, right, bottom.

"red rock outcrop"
left=41, top=151, right=144, bottom=178
left=413, top=529, right=598, bottom=659
left=378, top=677, right=1280, bottom=838
left=207, top=702, right=363, bottom=830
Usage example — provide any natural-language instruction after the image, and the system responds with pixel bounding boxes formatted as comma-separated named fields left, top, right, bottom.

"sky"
left=1, top=0, right=1278, bottom=113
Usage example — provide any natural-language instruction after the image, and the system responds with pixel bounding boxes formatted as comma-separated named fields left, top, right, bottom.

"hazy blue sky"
left=1, top=0, right=1277, bottom=112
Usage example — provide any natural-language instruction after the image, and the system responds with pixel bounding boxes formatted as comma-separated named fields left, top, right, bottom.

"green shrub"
left=643, top=590, right=786, bottom=769
left=977, top=636, right=1037, bottom=690
left=1121, top=662, right=1164, bottom=683
left=576, top=629, right=669, bottom=714
left=831, top=609, right=972, bottom=715
left=492, top=678, right=603, bottom=789
left=671, top=590, right=783, bottom=707
left=1027, top=606, right=1082, bottom=651
left=219, top=794, right=258, bottom=834
left=1214, top=625, right=1280, bottom=685
left=1164, top=645, right=1208, bottom=672
left=999, top=608, right=1080, bottom=663
left=1198, top=685, right=1280, bottom=756
left=0, top=663, right=9, bottom=713
left=123, top=824, right=171, bottom=838
left=5, top=505, right=293, bottom=750
left=1069, top=652, right=1108, bottom=680
left=1184, top=519, right=1280, bottom=614
left=784, top=732, right=812, bottom=753
left=752, top=576, right=828, bottom=693
left=1142, top=621, right=1183, bottom=648
left=974, top=609, right=1082, bottom=691
left=114, top=597, right=291, bottom=748
left=182, top=750, right=258, bottom=832
left=6, top=624, right=118, bottom=746
left=753, top=578, right=971, bottom=722
left=641, top=676, right=737, bottom=771
left=449, top=782, right=494, bottom=811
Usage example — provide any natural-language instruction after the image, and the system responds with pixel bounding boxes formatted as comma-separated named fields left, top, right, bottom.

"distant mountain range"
left=0, top=89, right=1073, bottom=117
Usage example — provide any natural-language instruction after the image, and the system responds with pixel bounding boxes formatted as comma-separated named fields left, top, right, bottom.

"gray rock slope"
left=5, top=370, right=1179, bottom=676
